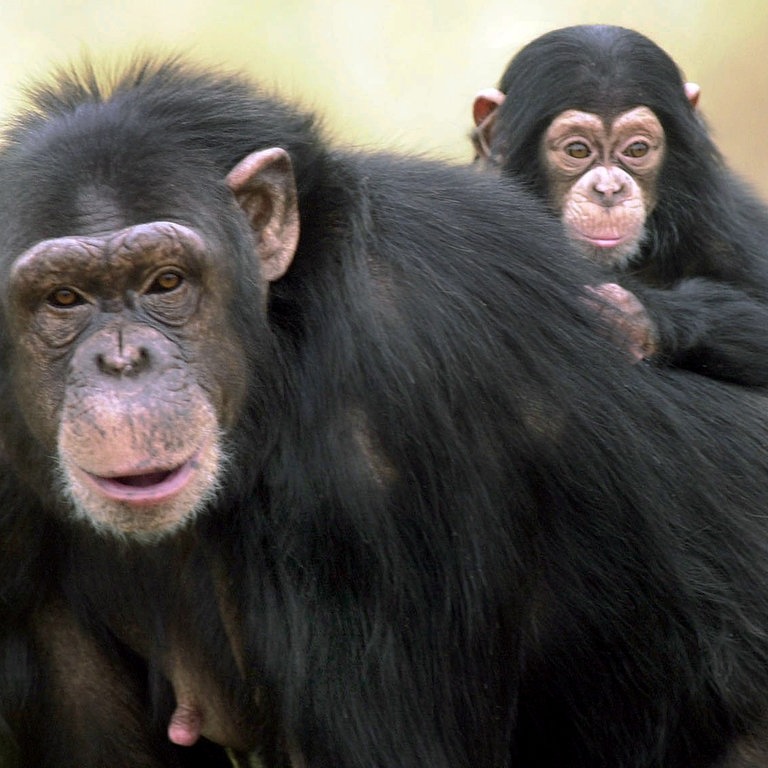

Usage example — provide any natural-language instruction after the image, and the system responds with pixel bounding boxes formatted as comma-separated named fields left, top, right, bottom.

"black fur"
left=484, top=24, right=768, bottom=386
left=3, top=58, right=768, bottom=767
left=0, top=490, right=243, bottom=766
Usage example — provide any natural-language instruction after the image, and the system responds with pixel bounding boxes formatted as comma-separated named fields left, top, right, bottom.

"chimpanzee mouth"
left=80, top=456, right=199, bottom=506
left=587, top=237, right=624, bottom=248
left=576, top=233, right=628, bottom=249
left=115, top=469, right=176, bottom=487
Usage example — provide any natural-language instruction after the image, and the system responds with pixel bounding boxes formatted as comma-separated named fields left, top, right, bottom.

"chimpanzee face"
left=2, top=148, right=299, bottom=539
left=540, top=106, right=666, bottom=268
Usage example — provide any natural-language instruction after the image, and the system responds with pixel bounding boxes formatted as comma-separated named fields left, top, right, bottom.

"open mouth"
left=114, top=470, right=176, bottom=488
left=79, top=456, right=198, bottom=506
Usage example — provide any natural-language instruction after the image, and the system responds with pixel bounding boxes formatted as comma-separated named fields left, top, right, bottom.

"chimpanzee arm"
left=627, top=277, right=768, bottom=386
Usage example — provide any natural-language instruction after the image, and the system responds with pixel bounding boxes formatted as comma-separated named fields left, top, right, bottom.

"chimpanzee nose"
left=98, top=346, right=150, bottom=377
left=94, top=327, right=151, bottom=377
left=590, top=166, right=628, bottom=207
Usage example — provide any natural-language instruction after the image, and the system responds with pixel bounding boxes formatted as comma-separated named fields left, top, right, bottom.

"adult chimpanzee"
left=7, top=58, right=768, bottom=768
left=472, top=24, right=768, bottom=382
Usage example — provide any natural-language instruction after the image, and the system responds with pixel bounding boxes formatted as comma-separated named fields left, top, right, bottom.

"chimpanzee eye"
left=47, top=287, right=84, bottom=308
left=625, top=141, right=649, bottom=158
left=565, top=141, right=591, bottom=159
left=148, top=271, right=183, bottom=294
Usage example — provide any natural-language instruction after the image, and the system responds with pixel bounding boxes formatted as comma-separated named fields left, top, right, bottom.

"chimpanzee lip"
left=78, top=453, right=199, bottom=506
left=580, top=234, right=626, bottom=249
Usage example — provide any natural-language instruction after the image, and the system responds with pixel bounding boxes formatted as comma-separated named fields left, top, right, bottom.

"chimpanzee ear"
left=226, top=147, right=300, bottom=282
left=472, top=88, right=505, bottom=161
left=473, top=88, right=505, bottom=125
left=684, top=82, right=701, bottom=109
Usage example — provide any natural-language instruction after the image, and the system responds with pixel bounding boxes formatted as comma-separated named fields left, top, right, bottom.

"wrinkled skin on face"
left=8, top=222, right=239, bottom=537
left=4, top=147, right=297, bottom=540
left=541, top=107, right=666, bottom=269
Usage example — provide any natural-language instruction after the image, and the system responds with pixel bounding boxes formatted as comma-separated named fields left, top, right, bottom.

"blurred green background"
left=0, top=1, right=766, bottom=196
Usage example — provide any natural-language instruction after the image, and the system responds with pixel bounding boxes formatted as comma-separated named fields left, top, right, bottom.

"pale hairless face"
left=541, top=107, right=666, bottom=268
